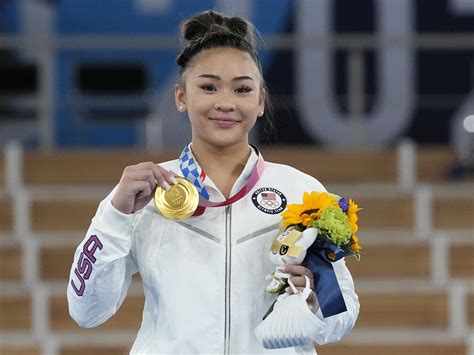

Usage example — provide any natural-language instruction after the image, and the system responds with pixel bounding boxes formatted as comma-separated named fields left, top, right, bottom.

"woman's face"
left=175, top=47, right=265, bottom=149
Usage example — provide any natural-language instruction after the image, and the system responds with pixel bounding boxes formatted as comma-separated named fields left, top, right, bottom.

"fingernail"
left=285, top=287, right=289, bottom=294
left=163, top=181, right=171, bottom=190
left=171, top=176, right=178, bottom=185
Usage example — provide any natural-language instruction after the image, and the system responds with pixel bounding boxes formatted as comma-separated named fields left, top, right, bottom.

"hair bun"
left=225, top=17, right=253, bottom=44
left=176, top=10, right=261, bottom=72
left=180, top=10, right=253, bottom=46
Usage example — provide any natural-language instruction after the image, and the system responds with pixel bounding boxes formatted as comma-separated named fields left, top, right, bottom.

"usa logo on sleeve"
left=252, top=188, right=287, bottom=214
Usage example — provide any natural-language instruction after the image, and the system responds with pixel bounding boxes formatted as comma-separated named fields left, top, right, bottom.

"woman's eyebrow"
left=232, top=75, right=254, bottom=81
left=198, top=74, right=254, bottom=81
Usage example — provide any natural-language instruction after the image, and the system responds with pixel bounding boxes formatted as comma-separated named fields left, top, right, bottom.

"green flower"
left=308, top=205, right=352, bottom=246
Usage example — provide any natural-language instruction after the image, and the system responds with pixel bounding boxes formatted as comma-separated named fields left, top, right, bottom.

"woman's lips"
left=210, top=117, right=240, bottom=128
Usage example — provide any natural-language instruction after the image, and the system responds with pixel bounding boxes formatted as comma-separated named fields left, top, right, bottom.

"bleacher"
left=0, top=143, right=472, bottom=355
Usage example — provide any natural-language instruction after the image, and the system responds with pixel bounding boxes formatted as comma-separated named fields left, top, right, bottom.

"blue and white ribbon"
left=179, top=144, right=210, bottom=200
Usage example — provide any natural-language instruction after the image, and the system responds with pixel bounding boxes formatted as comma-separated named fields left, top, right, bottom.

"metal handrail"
left=1, top=33, right=474, bottom=50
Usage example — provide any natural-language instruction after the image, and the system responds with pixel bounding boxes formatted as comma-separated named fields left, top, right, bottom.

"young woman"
left=67, top=10, right=359, bottom=354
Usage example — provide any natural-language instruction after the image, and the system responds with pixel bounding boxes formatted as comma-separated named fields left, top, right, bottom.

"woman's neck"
left=190, top=140, right=251, bottom=198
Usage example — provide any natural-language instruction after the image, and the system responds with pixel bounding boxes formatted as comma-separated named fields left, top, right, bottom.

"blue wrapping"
left=304, top=237, right=347, bottom=318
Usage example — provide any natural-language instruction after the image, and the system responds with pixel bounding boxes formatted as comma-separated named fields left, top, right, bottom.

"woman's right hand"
left=111, top=162, right=178, bottom=214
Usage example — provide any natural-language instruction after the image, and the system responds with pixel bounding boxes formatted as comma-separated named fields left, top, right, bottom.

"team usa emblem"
left=252, top=188, right=287, bottom=214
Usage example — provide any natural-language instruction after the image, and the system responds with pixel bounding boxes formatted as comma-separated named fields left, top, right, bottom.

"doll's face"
left=269, top=228, right=319, bottom=266
left=175, top=47, right=265, bottom=149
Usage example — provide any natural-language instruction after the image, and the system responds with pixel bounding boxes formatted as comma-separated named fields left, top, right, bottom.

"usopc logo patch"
left=252, top=188, right=287, bottom=214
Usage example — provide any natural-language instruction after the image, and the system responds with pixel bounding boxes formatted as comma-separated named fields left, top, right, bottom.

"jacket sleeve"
left=67, top=191, right=139, bottom=328
left=308, top=257, right=360, bottom=345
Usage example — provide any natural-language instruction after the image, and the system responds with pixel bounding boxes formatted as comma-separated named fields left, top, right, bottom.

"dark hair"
left=176, top=10, right=275, bottom=139
left=176, top=11, right=259, bottom=75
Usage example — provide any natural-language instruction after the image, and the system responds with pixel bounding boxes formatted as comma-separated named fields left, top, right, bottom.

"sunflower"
left=281, top=191, right=338, bottom=228
left=346, top=198, right=362, bottom=234
left=349, top=235, right=362, bottom=252
left=348, top=235, right=362, bottom=261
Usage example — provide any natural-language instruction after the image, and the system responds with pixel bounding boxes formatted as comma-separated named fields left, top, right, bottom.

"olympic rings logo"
left=251, top=188, right=287, bottom=215
left=259, top=199, right=281, bottom=209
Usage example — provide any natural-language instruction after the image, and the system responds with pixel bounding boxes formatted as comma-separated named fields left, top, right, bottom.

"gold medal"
left=154, top=177, right=199, bottom=221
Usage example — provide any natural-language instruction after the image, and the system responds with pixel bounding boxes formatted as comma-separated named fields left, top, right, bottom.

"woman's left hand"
left=283, top=264, right=319, bottom=313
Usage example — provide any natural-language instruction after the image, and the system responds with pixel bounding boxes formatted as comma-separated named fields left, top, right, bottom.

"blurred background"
left=0, top=0, right=473, bottom=354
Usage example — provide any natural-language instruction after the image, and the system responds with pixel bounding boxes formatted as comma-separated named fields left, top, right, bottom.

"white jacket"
left=67, top=148, right=359, bottom=354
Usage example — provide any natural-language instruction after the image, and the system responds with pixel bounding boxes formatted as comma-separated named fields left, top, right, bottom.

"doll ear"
left=297, top=228, right=319, bottom=249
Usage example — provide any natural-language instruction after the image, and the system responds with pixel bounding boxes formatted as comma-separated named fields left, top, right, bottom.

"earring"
left=259, top=111, right=264, bottom=117
left=179, top=106, right=185, bottom=112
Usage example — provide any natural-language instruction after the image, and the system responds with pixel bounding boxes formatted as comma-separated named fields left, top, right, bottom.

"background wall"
left=0, top=0, right=473, bottom=152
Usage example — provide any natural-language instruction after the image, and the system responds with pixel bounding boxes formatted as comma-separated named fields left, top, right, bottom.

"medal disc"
left=154, top=177, right=199, bottom=221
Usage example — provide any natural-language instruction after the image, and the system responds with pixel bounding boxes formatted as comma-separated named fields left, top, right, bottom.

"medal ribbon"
left=179, top=144, right=265, bottom=216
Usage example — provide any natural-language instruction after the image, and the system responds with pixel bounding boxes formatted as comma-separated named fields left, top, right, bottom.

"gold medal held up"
left=154, top=177, right=199, bottom=221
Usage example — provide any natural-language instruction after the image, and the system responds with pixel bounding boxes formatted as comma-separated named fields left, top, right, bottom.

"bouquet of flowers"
left=281, top=191, right=362, bottom=261
left=254, top=191, right=362, bottom=349
left=264, top=191, right=362, bottom=298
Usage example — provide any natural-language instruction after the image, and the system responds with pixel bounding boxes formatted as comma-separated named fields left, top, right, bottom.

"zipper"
left=224, top=205, right=232, bottom=355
